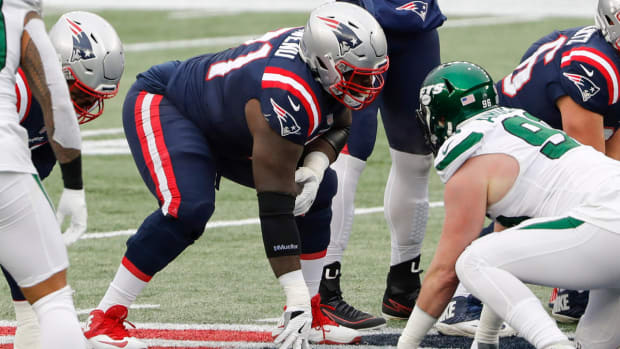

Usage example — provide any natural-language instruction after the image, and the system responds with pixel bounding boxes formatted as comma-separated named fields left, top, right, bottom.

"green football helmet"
left=416, top=61, right=498, bottom=154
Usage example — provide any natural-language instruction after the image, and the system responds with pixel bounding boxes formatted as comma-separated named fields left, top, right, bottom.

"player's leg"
left=379, top=29, right=439, bottom=320
left=319, top=101, right=386, bottom=330
left=0, top=172, right=84, bottom=349
left=84, top=84, right=217, bottom=349
left=455, top=217, right=620, bottom=348
left=2, top=267, right=40, bottom=349
left=574, top=288, right=620, bottom=348
left=285, top=168, right=361, bottom=343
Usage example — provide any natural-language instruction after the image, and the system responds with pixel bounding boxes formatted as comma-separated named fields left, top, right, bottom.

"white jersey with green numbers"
left=434, top=106, right=620, bottom=233
left=0, top=0, right=40, bottom=174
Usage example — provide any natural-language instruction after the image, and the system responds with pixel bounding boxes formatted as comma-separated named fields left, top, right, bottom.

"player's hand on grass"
left=273, top=306, right=312, bottom=349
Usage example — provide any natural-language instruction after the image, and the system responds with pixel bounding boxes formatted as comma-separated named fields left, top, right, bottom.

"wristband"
left=59, top=155, right=83, bottom=190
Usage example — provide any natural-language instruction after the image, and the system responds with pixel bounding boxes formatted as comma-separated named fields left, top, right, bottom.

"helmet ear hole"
left=606, top=15, right=615, bottom=25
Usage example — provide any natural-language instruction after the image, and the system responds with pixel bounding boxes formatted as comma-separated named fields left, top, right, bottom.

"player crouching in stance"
left=83, top=2, right=388, bottom=348
left=398, top=61, right=620, bottom=349
left=2, top=11, right=124, bottom=349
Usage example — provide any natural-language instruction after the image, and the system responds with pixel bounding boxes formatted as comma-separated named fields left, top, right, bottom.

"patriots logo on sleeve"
left=563, top=72, right=601, bottom=102
left=270, top=98, right=301, bottom=137
left=396, top=1, right=428, bottom=21
left=317, top=16, right=362, bottom=56
left=66, top=18, right=96, bottom=62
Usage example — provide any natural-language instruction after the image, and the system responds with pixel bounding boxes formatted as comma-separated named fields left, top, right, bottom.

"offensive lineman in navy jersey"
left=83, top=3, right=388, bottom=349
left=437, top=0, right=620, bottom=338
left=1, top=11, right=124, bottom=349
left=317, top=0, right=445, bottom=329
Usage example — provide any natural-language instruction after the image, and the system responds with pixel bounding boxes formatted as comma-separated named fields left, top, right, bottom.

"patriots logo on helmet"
left=318, top=16, right=362, bottom=56
left=270, top=98, right=301, bottom=137
left=563, top=72, right=600, bottom=102
left=396, top=1, right=429, bottom=21
left=66, top=18, right=96, bottom=62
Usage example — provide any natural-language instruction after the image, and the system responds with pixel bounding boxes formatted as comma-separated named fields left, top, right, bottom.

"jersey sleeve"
left=434, top=128, right=485, bottom=184
left=559, top=48, right=620, bottom=114
left=260, top=66, right=323, bottom=146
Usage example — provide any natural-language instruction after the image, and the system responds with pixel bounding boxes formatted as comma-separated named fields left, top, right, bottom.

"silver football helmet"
left=49, top=11, right=124, bottom=123
left=299, top=2, right=389, bottom=110
left=596, top=0, right=620, bottom=50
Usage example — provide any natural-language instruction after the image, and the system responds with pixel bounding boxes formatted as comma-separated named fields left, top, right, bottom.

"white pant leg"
left=575, top=288, right=620, bottom=349
left=0, top=172, right=68, bottom=287
left=456, top=217, right=620, bottom=348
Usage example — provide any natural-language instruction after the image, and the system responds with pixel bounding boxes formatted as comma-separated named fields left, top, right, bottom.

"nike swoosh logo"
left=288, top=95, right=301, bottom=112
left=580, top=64, right=594, bottom=78
left=98, top=340, right=129, bottom=348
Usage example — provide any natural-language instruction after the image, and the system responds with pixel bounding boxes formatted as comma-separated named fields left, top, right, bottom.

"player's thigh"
left=576, top=288, right=620, bottom=349
left=0, top=172, right=67, bottom=288
left=123, top=86, right=217, bottom=217
left=466, top=217, right=620, bottom=290
left=380, top=29, right=440, bottom=154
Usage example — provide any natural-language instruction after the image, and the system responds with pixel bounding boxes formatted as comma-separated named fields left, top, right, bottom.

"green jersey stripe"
left=519, top=217, right=584, bottom=230
left=436, top=132, right=483, bottom=171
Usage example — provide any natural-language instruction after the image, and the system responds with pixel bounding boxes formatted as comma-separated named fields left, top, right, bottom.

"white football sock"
left=325, top=153, right=366, bottom=265
left=13, top=300, right=41, bottom=349
left=301, top=256, right=326, bottom=295
left=31, top=285, right=85, bottom=349
left=98, top=263, right=148, bottom=312
left=475, top=305, right=502, bottom=345
left=507, top=298, right=568, bottom=349
left=384, top=149, right=432, bottom=265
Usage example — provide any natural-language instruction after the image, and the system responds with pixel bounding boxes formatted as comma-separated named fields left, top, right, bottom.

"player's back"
left=356, top=0, right=444, bottom=33
left=137, top=27, right=341, bottom=159
left=435, top=107, right=620, bottom=230
left=497, top=26, right=620, bottom=134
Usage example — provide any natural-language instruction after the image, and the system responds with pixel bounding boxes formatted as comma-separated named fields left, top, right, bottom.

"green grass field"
left=0, top=10, right=590, bottom=336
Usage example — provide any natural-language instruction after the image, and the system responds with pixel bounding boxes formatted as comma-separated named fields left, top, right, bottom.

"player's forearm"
left=416, top=266, right=459, bottom=317
left=21, top=13, right=81, bottom=164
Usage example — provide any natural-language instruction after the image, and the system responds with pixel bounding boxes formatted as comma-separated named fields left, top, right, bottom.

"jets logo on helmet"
left=66, top=18, right=96, bottom=62
left=396, top=1, right=428, bottom=21
left=563, top=72, right=601, bottom=102
left=317, top=16, right=362, bottom=56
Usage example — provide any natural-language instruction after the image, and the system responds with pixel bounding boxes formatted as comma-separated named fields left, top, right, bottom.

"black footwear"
left=551, top=289, right=589, bottom=323
left=318, top=261, right=387, bottom=330
left=381, top=256, right=422, bottom=320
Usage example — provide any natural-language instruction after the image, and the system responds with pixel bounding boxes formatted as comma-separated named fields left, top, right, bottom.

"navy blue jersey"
left=15, top=68, right=57, bottom=179
left=136, top=27, right=345, bottom=160
left=355, top=0, right=444, bottom=33
left=498, top=26, right=620, bottom=135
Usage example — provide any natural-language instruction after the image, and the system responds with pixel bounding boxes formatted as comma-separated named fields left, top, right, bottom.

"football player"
left=83, top=3, right=388, bottom=348
left=2, top=11, right=124, bottom=349
left=437, top=0, right=620, bottom=335
left=398, top=61, right=620, bottom=349
left=318, top=0, right=446, bottom=329
left=0, top=1, right=86, bottom=348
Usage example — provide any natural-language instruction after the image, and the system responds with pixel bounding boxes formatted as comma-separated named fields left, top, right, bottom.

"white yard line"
left=80, top=202, right=444, bottom=240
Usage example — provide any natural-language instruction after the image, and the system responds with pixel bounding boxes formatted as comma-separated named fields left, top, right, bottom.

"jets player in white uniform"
left=0, top=0, right=85, bottom=348
left=398, top=61, right=620, bottom=349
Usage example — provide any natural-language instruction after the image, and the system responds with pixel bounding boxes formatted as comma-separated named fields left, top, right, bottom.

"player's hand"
left=273, top=307, right=312, bottom=349
left=56, top=188, right=87, bottom=246
left=293, top=167, right=320, bottom=216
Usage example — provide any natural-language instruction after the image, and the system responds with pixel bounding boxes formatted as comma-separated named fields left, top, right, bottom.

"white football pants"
left=455, top=216, right=620, bottom=349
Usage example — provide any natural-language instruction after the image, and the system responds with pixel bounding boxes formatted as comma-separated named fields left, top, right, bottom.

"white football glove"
left=273, top=306, right=312, bottom=349
left=56, top=188, right=87, bottom=246
left=294, top=152, right=329, bottom=216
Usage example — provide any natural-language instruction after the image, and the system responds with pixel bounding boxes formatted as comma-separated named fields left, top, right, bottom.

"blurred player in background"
left=399, top=60, right=619, bottom=349
left=1, top=11, right=124, bottom=349
left=83, top=2, right=388, bottom=348
left=318, top=0, right=446, bottom=329
left=437, top=0, right=620, bottom=336
left=0, top=0, right=88, bottom=348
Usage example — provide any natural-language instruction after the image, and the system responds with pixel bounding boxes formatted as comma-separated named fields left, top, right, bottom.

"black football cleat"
left=318, top=261, right=386, bottom=330
left=381, top=256, right=422, bottom=320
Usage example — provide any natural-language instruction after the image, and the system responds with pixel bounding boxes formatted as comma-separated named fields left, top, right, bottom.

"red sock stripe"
left=300, top=249, right=327, bottom=260
left=122, top=256, right=153, bottom=282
